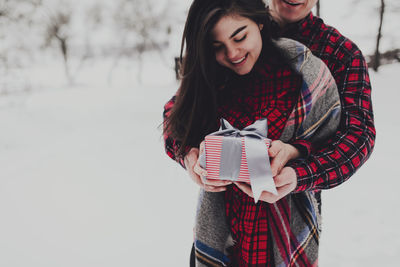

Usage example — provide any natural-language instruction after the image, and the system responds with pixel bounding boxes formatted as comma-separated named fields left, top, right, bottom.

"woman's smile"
left=231, top=53, right=248, bottom=65
left=211, top=15, right=263, bottom=75
left=281, top=0, right=303, bottom=6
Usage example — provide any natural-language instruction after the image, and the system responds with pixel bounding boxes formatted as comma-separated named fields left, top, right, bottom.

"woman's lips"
left=231, top=54, right=248, bottom=66
left=282, top=0, right=303, bottom=6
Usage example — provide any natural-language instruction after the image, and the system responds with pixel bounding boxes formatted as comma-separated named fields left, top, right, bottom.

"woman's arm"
left=163, top=96, right=232, bottom=192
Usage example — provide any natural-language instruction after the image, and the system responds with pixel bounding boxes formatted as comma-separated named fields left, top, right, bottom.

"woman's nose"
left=226, top=45, right=239, bottom=60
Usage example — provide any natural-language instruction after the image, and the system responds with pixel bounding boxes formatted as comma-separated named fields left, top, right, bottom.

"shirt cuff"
left=290, top=139, right=313, bottom=158
left=178, top=157, right=186, bottom=169
left=287, top=159, right=313, bottom=193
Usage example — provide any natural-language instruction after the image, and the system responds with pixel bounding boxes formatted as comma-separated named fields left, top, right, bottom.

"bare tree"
left=0, top=0, right=43, bottom=65
left=43, top=6, right=73, bottom=83
left=0, top=0, right=43, bottom=94
left=372, top=0, right=385, bottom=71
left=111, top=0, right=172, bottom=83
left=316, top=0, right=320, bottom=17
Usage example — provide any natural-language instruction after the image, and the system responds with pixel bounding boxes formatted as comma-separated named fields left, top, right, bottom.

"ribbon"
left=199, top=118, right=277, bottom=203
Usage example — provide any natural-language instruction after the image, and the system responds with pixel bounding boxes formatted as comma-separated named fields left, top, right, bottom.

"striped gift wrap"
left=204, top=135, right=271, bottom=183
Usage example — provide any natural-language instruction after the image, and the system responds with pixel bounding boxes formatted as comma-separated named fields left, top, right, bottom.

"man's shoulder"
left=307, top=15, right=362, bottom=58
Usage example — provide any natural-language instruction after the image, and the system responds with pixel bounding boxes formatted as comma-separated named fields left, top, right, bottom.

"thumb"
left=185, top=148, right=199, bottom=168
left=269, top=140, right=282, bottom=158
left=199, top=141, right=205, bottom=155
left=270, top=150, right=287, bottom=176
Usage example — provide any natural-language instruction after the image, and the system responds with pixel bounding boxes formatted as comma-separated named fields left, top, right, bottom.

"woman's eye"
left=234, top=35, right=247, bottom=42
left=213, top=45, right=223, bottom=51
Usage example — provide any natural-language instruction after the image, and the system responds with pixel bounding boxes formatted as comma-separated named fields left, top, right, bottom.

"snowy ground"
left=0, top=54, right=399, bottom=266
left=1, top=0, right=400, bottom=264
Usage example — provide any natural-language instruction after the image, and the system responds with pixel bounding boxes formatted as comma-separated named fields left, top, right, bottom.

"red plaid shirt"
left=163, top=12, right=375, bottom=266
left=281, top=13, right=375, bottom=192
left=219, top=61, right=302, bottom=266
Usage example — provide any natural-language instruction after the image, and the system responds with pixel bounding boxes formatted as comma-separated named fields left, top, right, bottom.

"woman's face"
left=269, top=0, right=318, bottom=26
left=211, top=15, right=263, bottom=76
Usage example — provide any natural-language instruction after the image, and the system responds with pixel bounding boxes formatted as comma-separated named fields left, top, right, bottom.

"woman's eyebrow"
left=230, top=25, right=247, bottom=38
left=212, top=25, right=248, bottom=44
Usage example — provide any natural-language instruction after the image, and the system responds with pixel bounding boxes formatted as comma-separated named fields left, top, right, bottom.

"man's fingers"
left=274, top=173, right=289, bottom=188
left=268, top=140, right=282, bottom=157
left=259, top=190, right=277, bottom=202
left=270, top=151, right=287, bottom=176
left=274, top=167, right=297, bottom=198
left=276, top=183, right=294, bottom=199
left=273, top=166, right=295, bottom=187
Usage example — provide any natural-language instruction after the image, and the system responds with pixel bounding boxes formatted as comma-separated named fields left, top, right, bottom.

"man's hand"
left=269, top=140, right=300, bottom=176
left=234, top=167, right=297, bottom=203
left=184, top=141, right=231, bottom=192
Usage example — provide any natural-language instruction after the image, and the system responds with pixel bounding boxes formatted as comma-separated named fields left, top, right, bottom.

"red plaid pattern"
left=164, top=55, right=301, bottom=266
left=280, top=13, right=375, bottom=193
left=163, top=12, right=375, bottom=266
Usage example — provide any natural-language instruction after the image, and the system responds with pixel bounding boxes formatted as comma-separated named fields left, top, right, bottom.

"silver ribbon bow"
left=199, top=118, right=277, bottom=203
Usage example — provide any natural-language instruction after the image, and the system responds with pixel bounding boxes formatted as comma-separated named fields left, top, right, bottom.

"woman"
left=163, top=0, right=340, bottom=266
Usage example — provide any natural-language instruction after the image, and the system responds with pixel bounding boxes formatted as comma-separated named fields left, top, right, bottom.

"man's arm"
left=289, top=51, right=376, bottom=192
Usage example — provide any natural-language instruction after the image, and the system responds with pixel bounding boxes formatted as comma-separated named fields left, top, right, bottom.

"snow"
left=1, top=0, right=400, bottom=266
left=1, top=55, right=399, bottom=266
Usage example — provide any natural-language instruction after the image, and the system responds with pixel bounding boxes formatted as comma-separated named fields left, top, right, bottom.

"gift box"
left=203, top=135, right=270, bottom=184
left=199, top=118, right=277, bottom=202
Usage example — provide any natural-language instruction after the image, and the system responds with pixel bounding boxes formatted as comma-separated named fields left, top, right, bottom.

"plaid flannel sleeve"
left=291, top=139, right=313, bottom=158
left=163, top=96, right=186, bottom=169
left=289, top=52, right=376, bottom=192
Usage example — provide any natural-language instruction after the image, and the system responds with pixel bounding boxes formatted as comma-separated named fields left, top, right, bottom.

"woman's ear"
left=259, top=24, right=264, bottom=31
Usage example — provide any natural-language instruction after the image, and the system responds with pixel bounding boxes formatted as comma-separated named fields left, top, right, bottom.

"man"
left=263, top=0, right=375, bottom=197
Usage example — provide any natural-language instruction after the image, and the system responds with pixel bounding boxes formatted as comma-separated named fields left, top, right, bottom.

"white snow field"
left=1, top=0, right=400, bottom=265
left=0, top=55, right=399, bottom=266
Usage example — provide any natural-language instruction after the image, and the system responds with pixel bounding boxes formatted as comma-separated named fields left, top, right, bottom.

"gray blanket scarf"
left=194, top=38, right=341, bottom=267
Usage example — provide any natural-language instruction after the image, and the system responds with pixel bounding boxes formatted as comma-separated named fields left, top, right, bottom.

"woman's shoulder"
left=271, top=38, right=308, bottom=61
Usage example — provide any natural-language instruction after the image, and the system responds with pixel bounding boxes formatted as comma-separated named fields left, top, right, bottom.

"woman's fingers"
left=184, top=148, right=204, bottom=186
left=199, top=140, right=205, bottom=155
left=204, top=185, right=228, bottom=192
left=193, top=161, right=208, bottom=177
left=187, top=145, right=231, bottom=191
left=205, top=179, right=232, bottom=187
left=185, top=148, right=199, bottom=169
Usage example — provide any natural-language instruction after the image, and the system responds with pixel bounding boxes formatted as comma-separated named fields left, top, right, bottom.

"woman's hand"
left=234, top=167, right=297, bottom=203
left=234, top=140, right=300, bottom=203
left=268, top=140, right=300, bottom=176
left=184, top=141, right=232, bottom=192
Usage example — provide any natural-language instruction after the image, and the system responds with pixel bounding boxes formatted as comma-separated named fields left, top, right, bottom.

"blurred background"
left=0, top=0, right=399, bottom=266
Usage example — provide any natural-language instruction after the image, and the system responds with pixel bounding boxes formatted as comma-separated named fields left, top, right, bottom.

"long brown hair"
left=164, top=0, right=275, bottom=158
